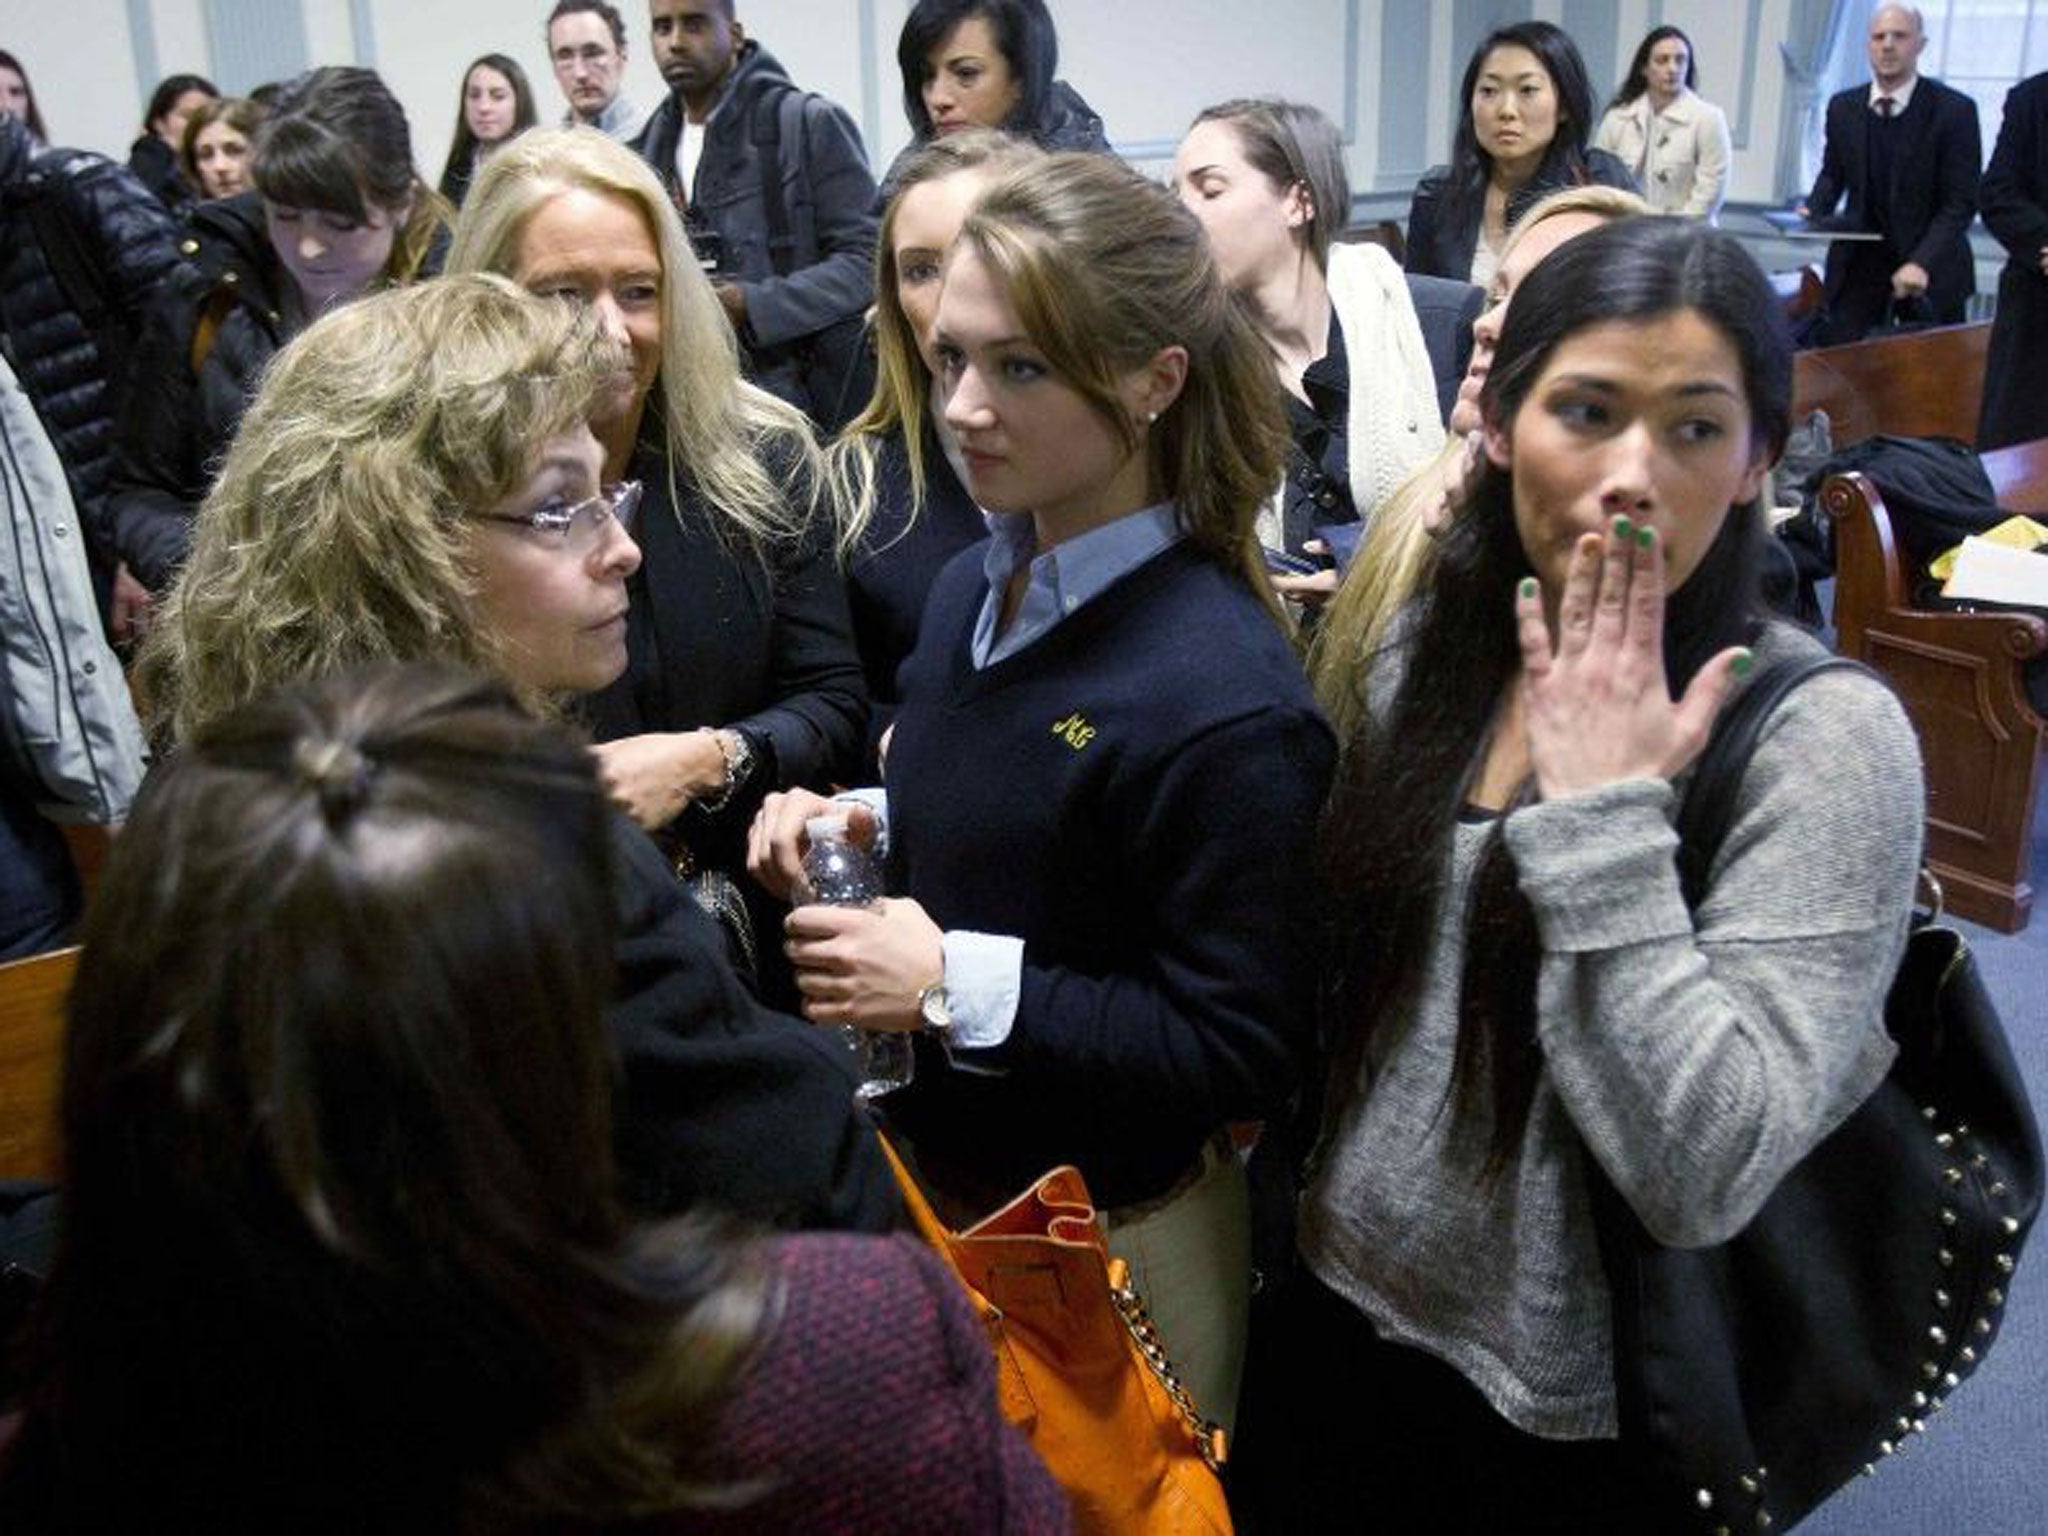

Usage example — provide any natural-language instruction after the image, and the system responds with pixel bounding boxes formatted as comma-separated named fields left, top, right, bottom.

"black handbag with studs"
left=1589, top=656, right=2043, bottom=1533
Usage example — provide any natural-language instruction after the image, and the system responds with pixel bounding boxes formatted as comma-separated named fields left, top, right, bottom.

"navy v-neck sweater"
left=882, top=538, right=1336, bottom=1208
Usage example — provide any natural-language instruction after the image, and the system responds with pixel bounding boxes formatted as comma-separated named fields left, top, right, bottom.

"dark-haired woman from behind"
left=438, top=53, right=538, bottom=207
left=127, top=71, right=216, bottom=215
left=0, top=663, right=1067, bottom=1532
left=1233, top=218, right=1922, bottom=1529
left=1404, top=21, right=1635, bottom=287
left=109, top=65, right=451, bottom=594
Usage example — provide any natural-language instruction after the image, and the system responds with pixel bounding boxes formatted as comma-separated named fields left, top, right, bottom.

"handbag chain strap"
left=1105, top=1256, right=1229, bottom=1472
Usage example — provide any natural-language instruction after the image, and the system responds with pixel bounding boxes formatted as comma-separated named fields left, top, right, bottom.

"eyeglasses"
left=472, top=481, right=642, bottom=555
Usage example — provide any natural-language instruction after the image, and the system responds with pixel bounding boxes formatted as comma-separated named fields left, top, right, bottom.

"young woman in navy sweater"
left=752, top=151, right=1335, bottom=1432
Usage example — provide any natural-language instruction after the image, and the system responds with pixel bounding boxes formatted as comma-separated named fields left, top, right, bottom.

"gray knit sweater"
left=1301, top=623, right=1925, bottom=1440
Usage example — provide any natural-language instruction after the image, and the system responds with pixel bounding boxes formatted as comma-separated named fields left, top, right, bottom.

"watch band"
left=696, top=727, right=755, bottom=813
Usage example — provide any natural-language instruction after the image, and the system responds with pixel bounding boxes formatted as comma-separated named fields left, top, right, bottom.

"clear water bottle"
left=801, top=814, right=914, bottom=1099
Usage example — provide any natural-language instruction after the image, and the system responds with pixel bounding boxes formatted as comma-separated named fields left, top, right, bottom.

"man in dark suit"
left=1803, top=4, right=1981, bottom=343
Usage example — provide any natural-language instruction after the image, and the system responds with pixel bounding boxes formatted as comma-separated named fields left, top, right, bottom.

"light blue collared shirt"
left=971, top=502, right=1184, bottom=668
left=846, top=502, right=1187, bottom=1063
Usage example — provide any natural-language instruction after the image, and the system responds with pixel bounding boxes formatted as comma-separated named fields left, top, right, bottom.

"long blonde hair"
left=138, top=275, right=615, bottom=744
left=827, top=129, right=1042, bottom=557
left=447, top=126, right=820, bottom=552
left=1310, top=183, right=1654, bottom=738
left=955, top=152, right=1292, bottom=623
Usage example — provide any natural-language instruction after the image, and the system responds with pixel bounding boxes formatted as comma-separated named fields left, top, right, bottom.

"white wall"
left=0, top=0, right=1802, bottom=206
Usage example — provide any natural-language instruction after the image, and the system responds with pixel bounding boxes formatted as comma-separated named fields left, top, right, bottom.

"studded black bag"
left=1589, top=656, right=2043, bottom=1533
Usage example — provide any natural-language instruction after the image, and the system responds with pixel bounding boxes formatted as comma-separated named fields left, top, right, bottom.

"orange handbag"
left=879, top=1137, right=1233, bottom=1536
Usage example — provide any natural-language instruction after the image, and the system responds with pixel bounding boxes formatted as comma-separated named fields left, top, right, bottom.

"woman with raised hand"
left=0, top=662, right=1063, bottom=1532
left=1404, top=21, right=1635, bottom=287
left=753, top=151, right=1335, bottom=1433
left=1234, top=217, right=1922, bottom=1529
left=830, top=127, right=1042, bottom=757
left=1594, top=25, right=1731, bottom=221
left=1312, top=183, right=1650, bottom=740
left=450, top=127, right=866, bottom=1000
left=1174, top=97, right=1461, bottom=608
left=110, top=66, right=452, bottom=594
left=137, top=273, right=896, bottom=1233
left=438, top=53, right=538, bottom=207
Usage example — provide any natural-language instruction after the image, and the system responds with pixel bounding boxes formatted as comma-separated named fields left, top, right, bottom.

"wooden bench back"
left=1791, top=321, right=1991, bottom=449
left=0, top=946, right=75, bottom=1181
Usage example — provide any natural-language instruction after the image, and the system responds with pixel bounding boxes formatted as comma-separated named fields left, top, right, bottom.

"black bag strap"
left=1673, top=654, right=1877, bottom=907
left=751, top=84, right=800, bottom=278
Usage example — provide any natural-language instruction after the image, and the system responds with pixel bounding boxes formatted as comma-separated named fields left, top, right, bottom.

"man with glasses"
left=547, top=0, right=649, bottom=142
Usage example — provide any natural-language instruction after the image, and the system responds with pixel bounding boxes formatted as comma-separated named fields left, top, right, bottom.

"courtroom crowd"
left=0, top=0, right=2034, bottom=1529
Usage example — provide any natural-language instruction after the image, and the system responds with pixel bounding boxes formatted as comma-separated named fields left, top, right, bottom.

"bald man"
left=1805, top=4, right=1979, bottom=342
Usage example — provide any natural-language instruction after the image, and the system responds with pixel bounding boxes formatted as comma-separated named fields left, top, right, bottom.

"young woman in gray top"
left=1232, top=218, right=1924, bottom=1529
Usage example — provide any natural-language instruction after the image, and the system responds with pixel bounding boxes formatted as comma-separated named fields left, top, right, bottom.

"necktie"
left=1877, top=97, right=1895, bottom=117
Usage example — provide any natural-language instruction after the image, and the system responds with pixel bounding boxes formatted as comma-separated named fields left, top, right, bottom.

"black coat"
left=633, top=42, right=878, bottom=421
left=845, top=422, right=987, bottom=763
left=606, top=815, right=898, bottom=1228
left=1806, top=78, right=1981, bottom=332
left=1403, top=148, right=1637, bottom=282
left=583, top=428, right=868, bottom=863
left=107, top=191, right=290, bottom=591
left=0, top=114, right=182, bottom=574
left=877, top=78, right=1110, bottom=202
left=1979, top=73, right=2048, bottom=449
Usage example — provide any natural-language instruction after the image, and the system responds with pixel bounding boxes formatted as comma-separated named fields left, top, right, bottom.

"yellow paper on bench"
left=1930, top=515, right=2048, bottom=583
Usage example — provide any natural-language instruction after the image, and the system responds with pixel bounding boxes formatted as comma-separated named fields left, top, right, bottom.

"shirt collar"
left=972, top=502, right=1182, bottom=666
left=1869, top=77, right=1918, bottom=115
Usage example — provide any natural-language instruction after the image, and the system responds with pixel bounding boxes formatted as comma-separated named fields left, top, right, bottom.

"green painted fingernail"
left=1637, top=525, right=1655, bottom=547
left=1519, top=576, right=1538, bottom=599
left=1732, top=649, right=1754, bottom=678
left=1614, top=516, right=1634, bottom=538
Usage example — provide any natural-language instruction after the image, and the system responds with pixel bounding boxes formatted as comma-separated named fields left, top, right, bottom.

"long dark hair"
left=0, top=664, right=765, bottom=1528
left=1610, top=24, right=1700, bottom=111
left=438, top=53, right=538, bottom=200
left=142, top=71, right=217, bottom=136
left=1439, top=22, right=1598, bottom=239
left=254, top=66, right=450, bottom=285
left=1320, top=219, right=1791, bottom=1172
left=898, top=0, right=1057, bottom=141
left=0, top=47, right=48, bottom=142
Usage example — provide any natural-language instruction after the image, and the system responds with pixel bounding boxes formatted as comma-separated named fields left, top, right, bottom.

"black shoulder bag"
left=1590, top=656, right=2043, bottom=1532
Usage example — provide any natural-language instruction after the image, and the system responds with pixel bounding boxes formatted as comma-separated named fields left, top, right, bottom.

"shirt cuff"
left=939, top=929, right=1024, bottom=1074
left=834, top=788, right=889, bottom=860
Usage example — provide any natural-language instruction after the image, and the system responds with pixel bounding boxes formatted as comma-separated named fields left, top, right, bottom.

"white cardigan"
left=1593, top=90, right=1731, bottom=221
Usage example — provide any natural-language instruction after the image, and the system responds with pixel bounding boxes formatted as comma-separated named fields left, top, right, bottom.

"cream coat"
left=1593, top=90, right=1731, bottom=220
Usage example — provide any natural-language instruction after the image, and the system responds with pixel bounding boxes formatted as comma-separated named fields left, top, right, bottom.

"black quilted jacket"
left=0, top=113, right=182, bottom=571
left=107, top=191, right=291, bottom=591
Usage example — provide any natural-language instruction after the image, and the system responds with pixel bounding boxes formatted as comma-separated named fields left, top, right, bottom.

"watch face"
left=919, top=986, right=951, bottom=1031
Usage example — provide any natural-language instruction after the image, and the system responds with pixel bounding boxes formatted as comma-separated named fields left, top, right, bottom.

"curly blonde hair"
left=446, top=126, right=820, bottom=553
left=139, top=275, right=616, bottom=744
left=827, top=129, right=1042, bottom=557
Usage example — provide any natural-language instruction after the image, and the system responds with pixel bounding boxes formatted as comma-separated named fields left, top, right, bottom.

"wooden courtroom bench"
left=1791, top=320, right=1991, bottom=446
left=1787, top=321, right=2048, bottom=932
left=1823, top=454, right=2048, bottom=932
left=0, top=945, right=75, bottom=1181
